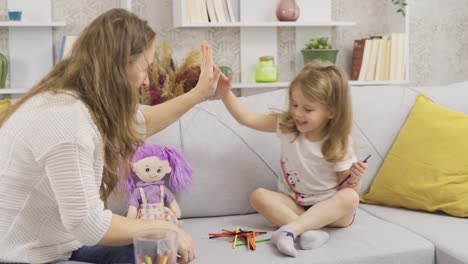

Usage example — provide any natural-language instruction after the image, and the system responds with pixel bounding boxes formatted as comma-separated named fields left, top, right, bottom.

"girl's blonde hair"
left=278, top=60, right=352, bottom=163
left=0, top=8, right=156, bottom=204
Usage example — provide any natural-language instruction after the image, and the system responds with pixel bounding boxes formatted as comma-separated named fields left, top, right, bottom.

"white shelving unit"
left=173, top=0, right=410, bottom=92
left=0, top=0, right=132, bottom=96
left=0, top=0, right=65, bottom=96
left=173, top=0, right=355, bottom=94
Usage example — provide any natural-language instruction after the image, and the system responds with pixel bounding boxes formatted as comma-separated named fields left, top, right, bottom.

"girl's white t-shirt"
left=276, top=128, right=357, bottom=206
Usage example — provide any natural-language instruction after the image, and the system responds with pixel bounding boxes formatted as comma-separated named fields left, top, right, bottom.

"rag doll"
left=125, top=144, right=193, bottom=224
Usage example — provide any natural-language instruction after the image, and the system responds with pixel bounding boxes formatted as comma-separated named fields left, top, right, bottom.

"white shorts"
left=277, top=181, right=337, bottom=206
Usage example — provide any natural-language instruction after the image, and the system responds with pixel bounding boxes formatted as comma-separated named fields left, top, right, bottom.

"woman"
left=0, top=8, right=223, bottom=264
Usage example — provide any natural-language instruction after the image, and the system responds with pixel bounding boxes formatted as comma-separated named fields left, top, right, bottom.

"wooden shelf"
left=175, top=21, right=356, bottom=28
left=0, top=21, right=66, bottom=27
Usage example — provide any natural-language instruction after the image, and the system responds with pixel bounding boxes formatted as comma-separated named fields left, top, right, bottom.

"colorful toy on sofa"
left=125, top=144, right=193, bottom=224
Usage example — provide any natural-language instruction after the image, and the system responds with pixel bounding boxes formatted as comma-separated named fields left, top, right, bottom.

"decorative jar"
left=255, top=56, right=278, bottom=83
left=276, top=0, right=300, bottom=22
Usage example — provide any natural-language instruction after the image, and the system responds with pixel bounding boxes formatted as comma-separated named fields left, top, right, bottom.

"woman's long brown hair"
left=278, top=60, right=352, bottom=163
left=0, top=8, right=156, bottom=204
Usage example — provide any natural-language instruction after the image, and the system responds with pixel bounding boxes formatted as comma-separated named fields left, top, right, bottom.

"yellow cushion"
left=0, top=98, right=11, bottom=116
left=360, top=94, right=468, bottom=217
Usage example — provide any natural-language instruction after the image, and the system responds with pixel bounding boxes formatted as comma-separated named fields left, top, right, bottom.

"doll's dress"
left=137, top=184, right=179, bottom=225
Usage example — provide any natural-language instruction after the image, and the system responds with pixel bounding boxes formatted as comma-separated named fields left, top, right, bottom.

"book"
left=365, top=37, right=381, bottom=80
left=184, top=0, right=192, bottom=23
left=189, top=0, right=203, bottom=23
left=213, top=0, right=226, bottom=23
left=199, top=0, right=209, bottom=22
left=225, top=0, right=236, bottom=22
left=206, top=0, right=217, bottom=22
left=358, top=39, right=372, bottom=81
left=389, top=33, right=399, bottom=80
left=396, top=33, right=406, bottom=80
left=59, top=35, right=78, bottom=60
left=380, top=36, right=391, bottom=80
left=221, top=0, right=231, bottom=22
left=375, top=35, right=389, bottom=80
left=350, top=39, right=366, bottom=80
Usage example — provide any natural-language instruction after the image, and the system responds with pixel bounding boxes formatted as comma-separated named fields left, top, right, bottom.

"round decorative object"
left=219, top=66, right=233, bottom=77
left=276, top=0, right=300, bottom=22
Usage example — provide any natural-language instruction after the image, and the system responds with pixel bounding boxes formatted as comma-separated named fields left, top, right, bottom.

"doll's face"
left=132, top=156, right=172, bottom=183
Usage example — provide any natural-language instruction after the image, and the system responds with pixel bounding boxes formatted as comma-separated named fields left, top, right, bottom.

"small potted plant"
left=391, top=0, right=407, bottom=16
left=301, top=37, right=338, bottom=64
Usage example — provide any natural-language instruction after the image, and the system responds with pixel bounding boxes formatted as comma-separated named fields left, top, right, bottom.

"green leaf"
left=304, top=37, right=333, bottom=50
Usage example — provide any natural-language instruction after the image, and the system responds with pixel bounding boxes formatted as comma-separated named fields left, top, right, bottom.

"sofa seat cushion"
left=181, top=208, right=434, bottom=264
left=360, top=204, right=467, bottom=264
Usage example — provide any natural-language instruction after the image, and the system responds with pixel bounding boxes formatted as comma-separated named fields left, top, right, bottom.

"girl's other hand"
left=347, top=161, right=367, bottom=183
left=215, top=68, right=233, bottom=99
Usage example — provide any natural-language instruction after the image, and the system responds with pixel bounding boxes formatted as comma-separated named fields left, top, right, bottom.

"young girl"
left=217, top=61, right=368, bottom=257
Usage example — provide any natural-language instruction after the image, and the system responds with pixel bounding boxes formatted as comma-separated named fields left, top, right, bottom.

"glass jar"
left=255, top=56, right=278, bottom=82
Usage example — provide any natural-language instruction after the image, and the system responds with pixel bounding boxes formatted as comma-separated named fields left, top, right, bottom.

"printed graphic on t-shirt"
left=279, top=158, right=305, bottom=205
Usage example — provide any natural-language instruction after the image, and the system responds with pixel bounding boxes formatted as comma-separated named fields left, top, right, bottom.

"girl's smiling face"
left=290, top=85, right=334, bottom=141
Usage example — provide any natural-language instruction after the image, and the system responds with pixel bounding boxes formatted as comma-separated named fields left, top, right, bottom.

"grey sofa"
left=109, top=81, right=468, bottom=264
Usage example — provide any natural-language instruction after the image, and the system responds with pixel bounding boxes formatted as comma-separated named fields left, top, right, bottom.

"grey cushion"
left=182, top=208, right=434, bottom=264
left=360, top=204, right=467, bottom=264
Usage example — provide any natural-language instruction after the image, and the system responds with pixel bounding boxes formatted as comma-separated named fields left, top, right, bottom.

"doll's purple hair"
left=125, top=144, right=193, bottom=193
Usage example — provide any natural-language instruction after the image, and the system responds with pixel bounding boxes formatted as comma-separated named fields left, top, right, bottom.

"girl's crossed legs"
left=250, top=187, right=359, bottom=256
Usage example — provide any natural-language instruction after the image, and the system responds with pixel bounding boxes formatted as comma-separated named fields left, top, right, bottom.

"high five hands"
left=194, top=41, right=233, bottom=99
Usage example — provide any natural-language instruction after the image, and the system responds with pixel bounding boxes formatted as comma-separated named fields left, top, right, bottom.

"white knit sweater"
left=0, top=92, right=146, bottom=263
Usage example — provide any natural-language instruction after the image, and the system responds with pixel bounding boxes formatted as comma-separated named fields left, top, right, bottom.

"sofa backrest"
left=350, top=85, right=418, bottom=192
left=114, top=89, right=289, bottom=218
left=108, top=81, right=468, bottom=218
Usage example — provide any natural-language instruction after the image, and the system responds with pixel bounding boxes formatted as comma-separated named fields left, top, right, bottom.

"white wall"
left=0, top=0, right=466, bottom=86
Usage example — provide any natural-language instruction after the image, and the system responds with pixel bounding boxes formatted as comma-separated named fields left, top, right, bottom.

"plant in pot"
left=301, top=37, right=338, bottom=65
left=391, top=0, right=407, bottom=16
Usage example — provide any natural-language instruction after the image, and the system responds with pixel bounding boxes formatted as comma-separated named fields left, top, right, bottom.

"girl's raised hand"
left=215, top=69, right=233, bottom=98
left=193, top=41, right=221, bottom=98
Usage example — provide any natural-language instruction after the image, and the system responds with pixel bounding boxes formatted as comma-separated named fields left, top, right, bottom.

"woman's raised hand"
left=194, top=41, right=221, bottom=98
